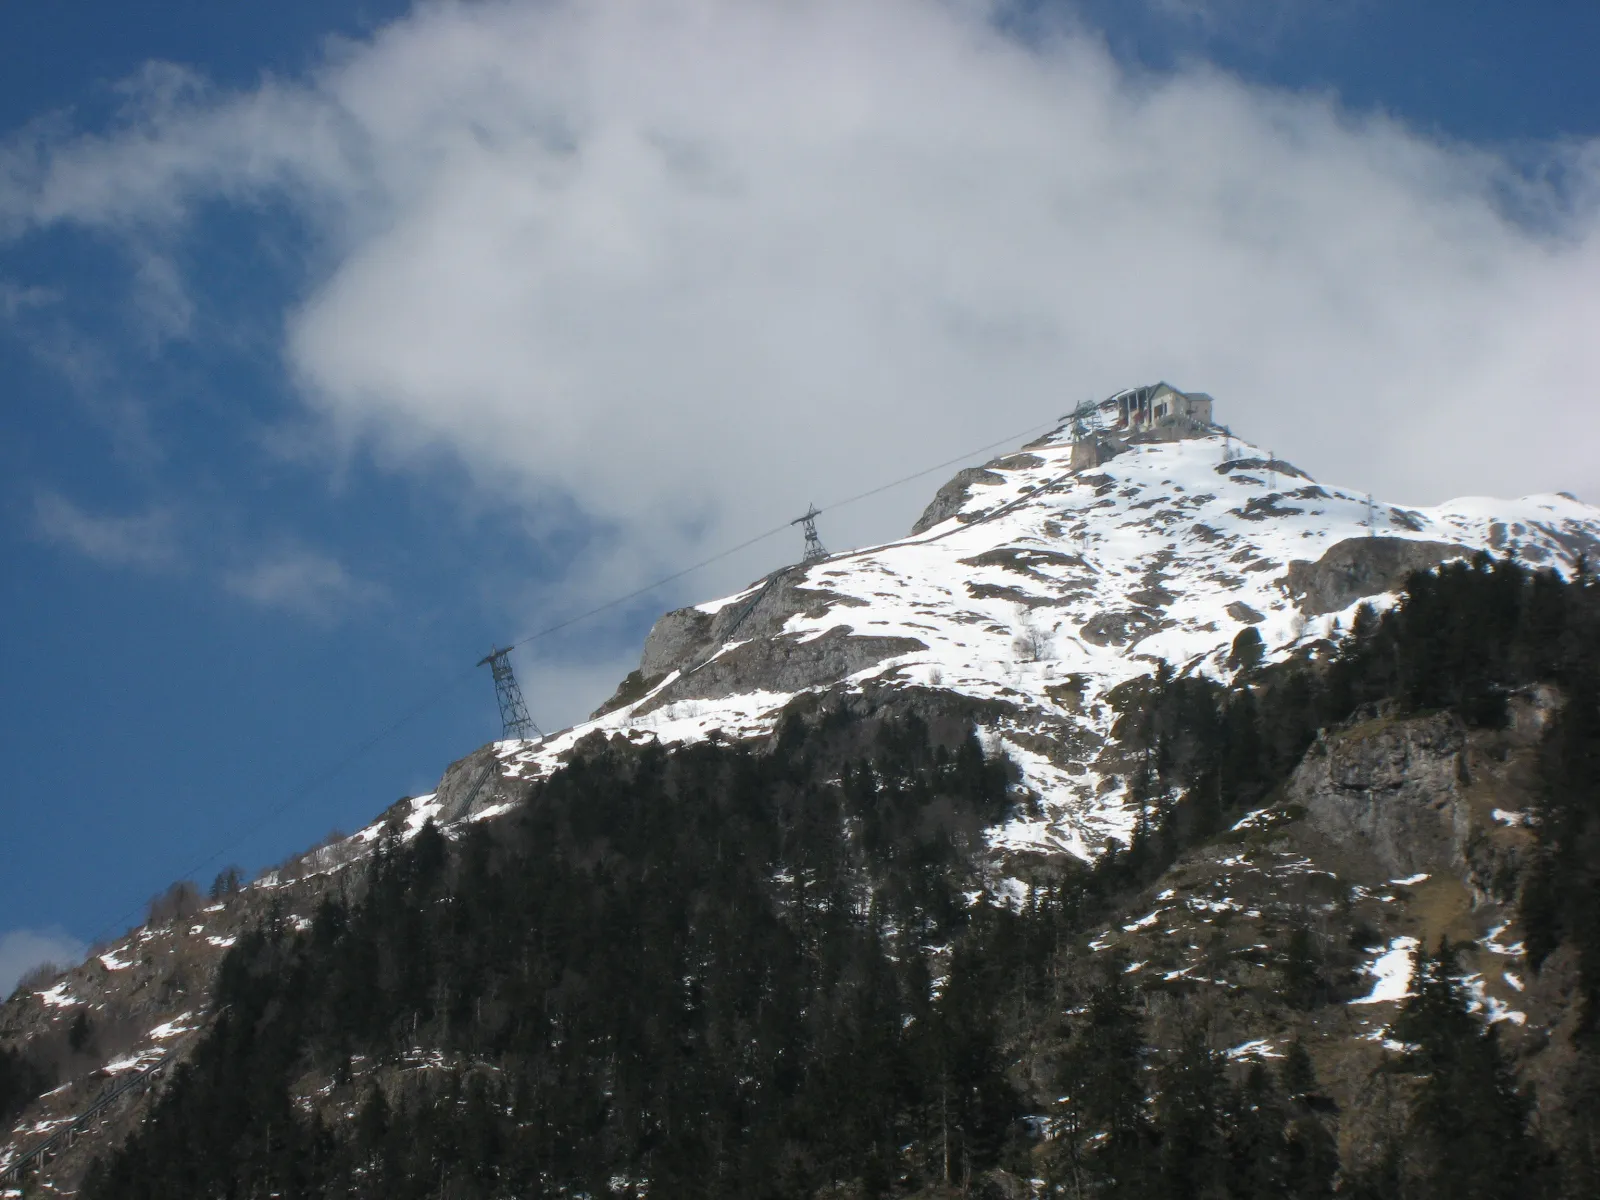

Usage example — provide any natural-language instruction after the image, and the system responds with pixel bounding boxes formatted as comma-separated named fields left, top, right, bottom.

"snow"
left=1480, top=924, right=1525, bottom=958
left=1351, top=936, right=1419, bottom=1005
left=1226, top=1038, right=1283, bottom=1061
left=36, top=982, right=77, bottom=1008
left=1389, top=873, right=1430, bottom=886
left=1463, top=974, right=1527, bottom=1026
left=99, top=949, right=133, bottom=971
left=147, top=1014, right=194, bottom=1040
left=468, top=801, right=517, bottom=822
left=102, top=1049, right=164, bottom=1074
left=343, top=423, right=1600, bottom=865
left=1230, top=807, right=1277, bottom=832
left=1492, top=809, right=1529, bottom=827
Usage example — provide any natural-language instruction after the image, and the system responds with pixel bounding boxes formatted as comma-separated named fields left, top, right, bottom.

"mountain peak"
left=482, top=410, right=1600, bottom=861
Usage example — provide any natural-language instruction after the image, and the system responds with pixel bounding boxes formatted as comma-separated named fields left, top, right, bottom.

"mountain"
left=5, top=394, right=1600, bottom=1197
left=474, top=415, right=1598, bottom=861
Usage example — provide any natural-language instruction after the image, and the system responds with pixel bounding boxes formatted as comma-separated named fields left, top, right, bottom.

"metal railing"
left=0, top=1051, right=174, bottom=1187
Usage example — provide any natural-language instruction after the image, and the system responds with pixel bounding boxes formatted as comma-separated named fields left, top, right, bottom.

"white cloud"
left=0, top=278, right=56, bottom=318
left=33, top=491, right=180, bottom=569
left=0, top=927, right=87, bottom=998
left=222, top=546, right=381, bottom=620
left=4, top=0, right=1600, bottom=638
left=516, top=642, right=649, bottom=733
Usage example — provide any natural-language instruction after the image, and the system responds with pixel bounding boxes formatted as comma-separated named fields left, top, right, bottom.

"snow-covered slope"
left=7, top=407, right=1599, bottom=1189
left=479, top=418, right=1599, bottom=861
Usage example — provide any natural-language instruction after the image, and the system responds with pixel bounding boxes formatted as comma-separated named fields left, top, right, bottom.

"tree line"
left=49, top=552, right=1600, bottom=1197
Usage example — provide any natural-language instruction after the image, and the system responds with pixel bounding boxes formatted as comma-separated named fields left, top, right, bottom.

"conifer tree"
left=1392, top=939, right=1541, bottom=1200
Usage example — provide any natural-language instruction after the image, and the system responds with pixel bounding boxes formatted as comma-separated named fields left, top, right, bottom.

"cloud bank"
left=4, top=0, right=1599, bottom=619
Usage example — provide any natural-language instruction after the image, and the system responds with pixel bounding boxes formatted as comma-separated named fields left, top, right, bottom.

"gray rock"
left=639, top=606, right=716, bottom=678
left=432, top=745, right=517, bottom=824
left=1285, top=536, right=1467, bottom=616
left=1290, top=713, right=1469, bottom=880
left=910, top=467, right=1005, bottom=535
left=637, top=569, right=867, bottom=684
left=639, top=627, right=928, bottom=710
left=1079, top=609, right=1168, bottom=647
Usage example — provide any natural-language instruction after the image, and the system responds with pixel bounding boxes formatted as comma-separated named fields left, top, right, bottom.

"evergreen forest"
left=60, top=554, right=1600, bottom=1198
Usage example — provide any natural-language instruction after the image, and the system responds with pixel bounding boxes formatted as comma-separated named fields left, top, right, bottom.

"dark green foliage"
left=73, top=555, right=1600, bottom=1196
left=84, top=715, right=1028, bottom=1200
left=1325, top=553, right=1592, bottom=729
left=1050, top=963, right=1154, bottom=1194
left=1044, top=971, right=1337, bottom=1200
left=0, top=1044, right=49, bottom=1131
left=68, top=1008, right=94, bottom=1054
left=1229, top=626, right=1265, bottom=672
left=1391, top=940, right=1544, bottom=1200
left=208, top=866, right=243, bottom=900
left=1279, top=923, right=1328, bottom=1010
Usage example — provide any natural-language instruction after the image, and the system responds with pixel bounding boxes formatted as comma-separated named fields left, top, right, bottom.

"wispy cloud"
left=0, top=927, right=87, bottom=997
left=222, top=545, right=381, bottom=621
left=33, top=490, right=180, bottom=569
left=3, top=0, right=1598, bottom=617
left=0, top=278, right=56, bottom=318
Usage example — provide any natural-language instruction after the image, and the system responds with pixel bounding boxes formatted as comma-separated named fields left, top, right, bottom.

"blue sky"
left=3, top=0, right=1599, bottom=992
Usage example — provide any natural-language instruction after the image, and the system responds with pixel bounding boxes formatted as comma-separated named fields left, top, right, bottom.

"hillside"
left=5, top=398, right=1600, bottom=1197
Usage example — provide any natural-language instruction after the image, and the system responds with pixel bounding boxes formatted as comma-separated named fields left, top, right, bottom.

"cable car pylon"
left=791, top=504, right=828, bottom=564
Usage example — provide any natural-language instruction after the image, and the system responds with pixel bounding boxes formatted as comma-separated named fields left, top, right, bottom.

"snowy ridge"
left=397, top=418, right=1600, bottom=861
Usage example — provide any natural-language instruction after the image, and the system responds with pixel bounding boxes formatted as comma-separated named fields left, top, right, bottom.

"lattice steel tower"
left=792, top=504, right=828, bottom=564
left=478, top=646, right=541, bottom=741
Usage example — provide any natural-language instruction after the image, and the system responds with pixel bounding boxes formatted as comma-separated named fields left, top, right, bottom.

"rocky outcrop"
left=1285, top=537, right=1467, bottom=616
left=910, top=467, right=1005, bottom=534
left=638, top=628, right=927, bottom=712
left=1079, top=609, right=1170, bottom=647
left=637, top=570, right=861, bottom=679
left=638, top=606, right=717, bottom=678
left=1289, top=713, right=1469, bottom=879
left=431, top=746, right=519, bottom=824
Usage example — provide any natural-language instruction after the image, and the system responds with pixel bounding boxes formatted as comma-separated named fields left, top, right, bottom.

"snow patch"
left=1351, top=936, right=1419, bottom=1005
left=1226, top=1038, right=1283, bottom=1061
left=147, top=1014, right=194, bottom=1040
left=36, top=982, right=77, bottom=1007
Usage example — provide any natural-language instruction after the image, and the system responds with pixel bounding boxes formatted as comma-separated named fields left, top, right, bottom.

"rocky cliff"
left=6, top=402, right=1600, bottom=1190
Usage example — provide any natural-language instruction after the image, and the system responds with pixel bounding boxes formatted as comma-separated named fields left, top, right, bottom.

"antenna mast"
left=477, top=646, right=541, bottom=741
left=792, top=504, right=828, bottom=564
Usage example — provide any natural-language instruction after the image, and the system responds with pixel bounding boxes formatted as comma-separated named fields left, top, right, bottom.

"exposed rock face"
left=1079, top=609, right=1169, bottom=647
left=431, top=746, right=520, bottom=824
left=637, top=569, right=864, bottom=682
left=1286, top=537, right=1467, bottom=616
left=639, top=629, right=928, bottom=712
left=620, top=566, right=927, bottom=716
left=910, top=467, right=1005, bottom=534
left=638, top=606, right=716, bottom=678
left=1290, top=713, right=1469, bottom=879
